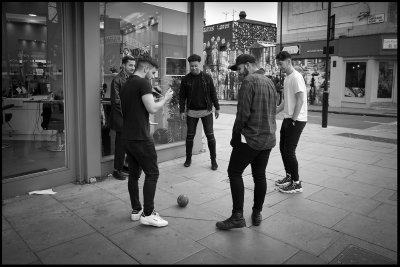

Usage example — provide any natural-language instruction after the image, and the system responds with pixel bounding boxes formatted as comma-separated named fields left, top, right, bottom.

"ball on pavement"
left=177, top=194, right=189, bottom=207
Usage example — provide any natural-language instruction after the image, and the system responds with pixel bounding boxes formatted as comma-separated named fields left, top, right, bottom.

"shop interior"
left=2, top=2, right=65, bottom=179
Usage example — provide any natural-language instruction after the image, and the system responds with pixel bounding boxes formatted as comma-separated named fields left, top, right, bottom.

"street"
left=219, top=105, right=397, bottom=130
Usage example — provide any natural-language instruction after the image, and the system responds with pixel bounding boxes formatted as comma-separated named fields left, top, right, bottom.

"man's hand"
left=180, top=113, right=186, bottom=120
left=215, top=110, right=220, bottom=119
left=164, top=88, right=173, bottom=102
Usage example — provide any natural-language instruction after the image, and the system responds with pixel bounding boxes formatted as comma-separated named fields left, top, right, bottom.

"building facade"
left=277, top=2, right=397, bottom=108
left=2, top=2, right=205, bottom=199
left=203, top=12, right=277, bottom=100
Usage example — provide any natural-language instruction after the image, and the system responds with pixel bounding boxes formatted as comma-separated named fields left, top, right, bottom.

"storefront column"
left=82, top=2, right=101, bottom=180
left=329, top=56, right=343, bottom=107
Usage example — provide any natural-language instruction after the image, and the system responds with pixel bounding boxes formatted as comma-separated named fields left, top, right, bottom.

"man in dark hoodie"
left=179, top=54, right=220, bottom=170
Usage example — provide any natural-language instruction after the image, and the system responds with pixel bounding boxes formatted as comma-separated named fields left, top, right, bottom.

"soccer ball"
left=177, top=194, right=189, bottom=207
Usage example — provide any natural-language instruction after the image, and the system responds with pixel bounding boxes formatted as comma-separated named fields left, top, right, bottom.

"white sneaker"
left=139, top=211, right=168, bottom=227
left=131, top=210, right=142, bottom=221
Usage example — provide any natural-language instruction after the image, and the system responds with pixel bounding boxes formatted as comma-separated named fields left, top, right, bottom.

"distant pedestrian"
left=179, top=54, right=220, bottom=170
left=120, top=56, right=173, bottom=227
left=110, top=55, right=135, bottom=180
left=275, top=51, right=307, bottom=193
left=216, top=54, right=277, bottom=230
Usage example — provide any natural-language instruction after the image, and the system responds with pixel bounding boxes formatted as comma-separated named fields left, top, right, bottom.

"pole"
left=279, top=2, right=283, bottom=104
left=322, top=2, right=331, bottom=128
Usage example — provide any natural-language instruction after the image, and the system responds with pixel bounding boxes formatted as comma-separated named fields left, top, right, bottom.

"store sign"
left=368, top=14, right=385, bottom=24
left=382, top=39, right=397, bottom=50
left=282, top=45, right=300, bottom=55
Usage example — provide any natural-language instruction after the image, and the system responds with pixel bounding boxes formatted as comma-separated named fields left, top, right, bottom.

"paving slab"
left=73, top=199, right=138, bottom=237
left=109, top=225, right=204, bottom=264
left=198, top=227, right=298, bottom=264
left=283, top=250, right=328, bottom=264
left=318, top=176, right=383, bottom=199
left=2, top=228, right=39, bottom=264
left=372, top=189, right=397, bottom=206
left=6, top=209, right=95, bottom=252
left=174, top=247, right=238, bottom=264
left=367, top=203, right=397, bottom=224
left=306, top=188, right=381, bottom=215
left=270, top=197, right=350, bottom=228
left=333, top=213, right=397, bottom=252
left=37, top=232, right=138, bottom=264
left=253, top=212, right=342, bottom=256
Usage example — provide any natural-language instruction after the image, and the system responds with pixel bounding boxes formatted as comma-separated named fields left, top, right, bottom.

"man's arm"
left=276, top=98, right=284, bottom=114
left=142, top=88, right=174, bottom=114
left=208, top=75, right=220, bottom=119
left=291, top=91, right=304, bottom=121
left=232, top=80, right=252, bottom=134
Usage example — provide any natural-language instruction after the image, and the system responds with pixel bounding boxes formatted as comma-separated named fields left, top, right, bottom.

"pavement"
left=2, top=113, right=397, bottom=264
left=219, top=100, right=398, bottom=118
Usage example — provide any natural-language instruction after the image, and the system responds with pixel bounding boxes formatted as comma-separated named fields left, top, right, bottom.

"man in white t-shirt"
left=275, top=51, right=307, bottom=193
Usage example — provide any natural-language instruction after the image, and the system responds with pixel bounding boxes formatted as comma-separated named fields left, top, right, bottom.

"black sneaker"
left=211, top=158, right=218, bottom=170
left=251, top=211, right=262, bottom=226
left=113, top=170, right=126, bottom=180
left=275, top=174, right=292, bottom=187
left=278, top=181, right=303, bottom=193
left=216, top=213, right=246, bottom=230
left=184, top=157, right=191, bottom=167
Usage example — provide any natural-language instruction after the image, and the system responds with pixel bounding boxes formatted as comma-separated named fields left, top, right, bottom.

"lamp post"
left=322, top=2, right=333, bottom=128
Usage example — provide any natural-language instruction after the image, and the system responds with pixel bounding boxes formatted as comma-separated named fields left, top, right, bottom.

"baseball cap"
left=228, top=54, right=256, bottom=71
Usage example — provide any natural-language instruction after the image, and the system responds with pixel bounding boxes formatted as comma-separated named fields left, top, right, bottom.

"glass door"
left=2, top=2, right=66, bottom=179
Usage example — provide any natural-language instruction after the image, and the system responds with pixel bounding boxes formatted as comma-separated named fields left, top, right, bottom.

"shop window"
left=99, top=2, right=190, bottom=157
left=2, top=2, right=66, bottom=179
left=377, top=62, right=394, bottom=99
left=344, top=62, right=366, bottom=98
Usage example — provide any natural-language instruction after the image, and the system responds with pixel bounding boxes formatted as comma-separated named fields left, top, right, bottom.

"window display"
left=99, top=2, right=190, bottom=157
left=344, top=62, right=366, bottom=98
left=377, top=62, right=394, bottom=98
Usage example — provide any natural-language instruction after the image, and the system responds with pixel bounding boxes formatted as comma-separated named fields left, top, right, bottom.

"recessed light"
left=28, top=14, right=37, bottom=17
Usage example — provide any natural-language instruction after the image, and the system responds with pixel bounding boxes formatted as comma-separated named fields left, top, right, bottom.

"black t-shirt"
left=120, top=75, right=153, bottom=140
left=188, top=73, right=207, bottom=110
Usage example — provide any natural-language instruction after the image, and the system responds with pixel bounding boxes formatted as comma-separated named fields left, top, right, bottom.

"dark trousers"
left=227, top=142, right=272, bottom=214
left=186, top=113, right=216, bottom=159
left=125, top=139, right=158, bottom=216
left=279, top=118, right=306, bottom=181
left=114, top=131, right=126, bottom=170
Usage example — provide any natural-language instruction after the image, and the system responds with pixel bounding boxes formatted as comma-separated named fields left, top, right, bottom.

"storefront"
left=278, top=34, right=397, bottom=108
left=2, top=2, right=204, bottom=199
left=330, top=34, right=397, bottom=108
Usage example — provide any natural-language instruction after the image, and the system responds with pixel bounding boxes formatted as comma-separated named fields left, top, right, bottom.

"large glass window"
left=344, top=62, right=366, bottom=98
left=2, top=2, right=66, bottom=179
left=377, top=61, right=394, bottom=99
left=99, top=2, right=189, bottom=157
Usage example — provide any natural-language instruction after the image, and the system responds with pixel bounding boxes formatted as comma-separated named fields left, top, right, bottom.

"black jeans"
left=125, top=139, right=158, bottom=216
left=186, top=113, right=216, bottom=159
left=227, top=142, right=272, bottom=214
left=114, top=131, right=126, bottom=170
left=279, top=118, right=306, bottom=181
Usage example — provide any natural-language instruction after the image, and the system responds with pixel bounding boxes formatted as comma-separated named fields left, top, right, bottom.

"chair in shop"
left=41, top=101, right=65, bottom=152
left=2, top=103, right=15, bottom=149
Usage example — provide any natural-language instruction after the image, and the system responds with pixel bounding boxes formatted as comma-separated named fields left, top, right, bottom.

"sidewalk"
left=219, top=100, right=398, bottom=118
left=2, top=114, right=397, bottom=264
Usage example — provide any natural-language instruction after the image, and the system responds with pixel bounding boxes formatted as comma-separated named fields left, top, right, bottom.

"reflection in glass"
left=2, top=2, right=66, bottom=179
left=99, top=2, right=189, bottom=157
left=377, top=62, right=394, bottom=98
left=344, top=62, right=366, bottom=98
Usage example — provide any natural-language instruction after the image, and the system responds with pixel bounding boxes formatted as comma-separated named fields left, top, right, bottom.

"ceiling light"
left=28, top=14, right=37, bottom=17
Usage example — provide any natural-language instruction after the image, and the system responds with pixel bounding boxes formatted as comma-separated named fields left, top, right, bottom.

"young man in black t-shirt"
left=120, top=57, right=173, bottom=227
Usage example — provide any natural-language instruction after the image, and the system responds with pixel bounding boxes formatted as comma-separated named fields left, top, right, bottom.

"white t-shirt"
left=283, top=70, right=308, bottom=121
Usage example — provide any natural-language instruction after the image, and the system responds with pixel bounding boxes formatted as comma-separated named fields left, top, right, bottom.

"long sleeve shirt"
left=233, top=69, right=278, bottom=150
